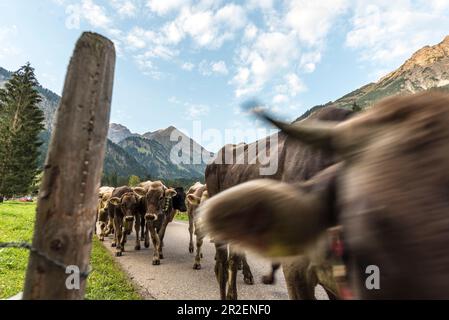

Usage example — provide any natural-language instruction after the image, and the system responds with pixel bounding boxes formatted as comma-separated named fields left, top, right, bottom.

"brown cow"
left=134, top=180, right=177, bottom=265
left=97, top=186, right=114, bottom=241
left=109, top=186, right=141, bottom=257
left=204, top=106, right=353, bottom=300
left=186, top=182, right=209, bottom=269
left=199, top=92, right=449, bottom=299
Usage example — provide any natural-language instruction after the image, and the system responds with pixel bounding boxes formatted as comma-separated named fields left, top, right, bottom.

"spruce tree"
left=0, top=63, right=44, bottom=197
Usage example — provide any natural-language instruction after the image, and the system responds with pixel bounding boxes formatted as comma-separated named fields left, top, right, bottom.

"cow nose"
left=145, top=213, right=158, bottom=221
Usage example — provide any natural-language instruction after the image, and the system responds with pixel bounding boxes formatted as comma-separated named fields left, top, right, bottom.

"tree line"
left=101, top=172, right=202, bottom=190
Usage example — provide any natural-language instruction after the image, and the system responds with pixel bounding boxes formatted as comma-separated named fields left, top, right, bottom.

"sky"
left=1, top=0, right=449, bottom=152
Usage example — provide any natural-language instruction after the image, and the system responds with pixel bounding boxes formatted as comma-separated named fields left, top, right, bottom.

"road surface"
left=101, top=221, right=328, bottom=300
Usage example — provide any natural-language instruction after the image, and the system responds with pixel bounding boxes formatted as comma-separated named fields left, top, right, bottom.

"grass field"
left=0, top=201, right=141, bottom=300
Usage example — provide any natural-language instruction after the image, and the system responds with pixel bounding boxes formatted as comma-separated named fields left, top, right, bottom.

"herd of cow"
left=96, top=91, right=449, bottom=300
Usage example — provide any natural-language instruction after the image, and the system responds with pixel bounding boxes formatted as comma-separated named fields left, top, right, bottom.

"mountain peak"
left=380, top=35, right=449, bottom=82
left=110, top=123, right=130, bottom=130
left=108, top=123, right=136, bottom=144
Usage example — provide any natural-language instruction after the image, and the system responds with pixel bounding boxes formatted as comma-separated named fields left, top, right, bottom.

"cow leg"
left=157, top=220, right=168, bottom=259
left=283, top=257, right=315, bottom=300
left=98, top=222, right=106, bottom=241
left=241, top=254, right=254, bottom=285
left=226, top=247, right=240, bottom=300
left=193, top=224, right=204, bottom=270
left=214, top=242, right=228, bottom=300
left=114, top=217, right=123, bottom=256
left=140, top=215, right=145, bottom=240
left=188, top=208, right=194, bottom=253
left=262, top=263, right=281, bottom=285
left=120, top=223, right=128, bottom=252
left=134, top=214, right=141, bottom=251
left=147, top=221, right=161, bottom=265
left=158, top=211, right=174, bottom=258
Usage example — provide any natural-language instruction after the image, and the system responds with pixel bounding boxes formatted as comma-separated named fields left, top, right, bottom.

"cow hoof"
left=115, top=252, right=122, bottom=257
left=261, top=275, right=275, bottom=285
left=135, top=245, right=141, bottom=251
left=99, top=238, right=104, bottom=242
left=159, top=254, right=164, bottom=259
left=193, top=263, right=201, bottom=270
left=244, top=276, right=254, bottom=285
left=200, top=253, right=203, bottom=258
left=226, top=293, right=237, bottom=300
left=189, top=246, right=194, bottom=253
left=111, top=243, right=116, bottom=247
left=144, top=242, right=150, bottom=248
left=152, top=260, right=160, bottom=266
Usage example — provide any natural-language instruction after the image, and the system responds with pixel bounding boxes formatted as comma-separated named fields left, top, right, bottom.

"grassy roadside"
left=0, top=201, right=141, bottom=300
left=175, top=211, right=189, bottom=222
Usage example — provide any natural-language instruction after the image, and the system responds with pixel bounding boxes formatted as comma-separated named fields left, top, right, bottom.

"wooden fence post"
left=22, top=32, right=115, bottom=300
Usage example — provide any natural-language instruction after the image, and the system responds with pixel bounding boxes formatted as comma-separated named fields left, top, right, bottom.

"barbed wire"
left=0, top=242, right=92, bottom=279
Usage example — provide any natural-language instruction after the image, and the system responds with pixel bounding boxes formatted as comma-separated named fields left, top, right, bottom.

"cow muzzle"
left=145, top=213, right=158, bottom=221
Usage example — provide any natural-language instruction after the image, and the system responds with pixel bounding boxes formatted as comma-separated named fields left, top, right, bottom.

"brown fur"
left=205, top=107, right=353, bottom=300
left=135, top=180, right=178, bottom=265
left=97, top=186, right=114, bottom=241
left=202, top=92, right=449, bottom=299
left=186, top=182, right=208, bottom=269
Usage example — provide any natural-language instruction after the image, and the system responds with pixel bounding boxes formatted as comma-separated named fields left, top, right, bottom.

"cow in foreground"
left=108, top=186, right=141, bottom=256
left=186, top=182, right=209, bottom=269
left=199, top=92, right=449, bottom=299
left=204, top=106, right=353, bottom=300
left=134, top=180, right=178, bottom=265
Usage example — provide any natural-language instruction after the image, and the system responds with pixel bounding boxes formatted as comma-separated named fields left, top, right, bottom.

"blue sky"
left=1, top=0, right=449, bottom=151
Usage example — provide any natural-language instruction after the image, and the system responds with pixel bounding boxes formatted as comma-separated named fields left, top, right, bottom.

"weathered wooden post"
left=22, top=32, right=115, bottom=300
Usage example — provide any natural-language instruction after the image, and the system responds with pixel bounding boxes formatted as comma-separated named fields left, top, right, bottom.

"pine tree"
left=0, top=63, right=44, bottom=197
left=128, top=175, right=141, bottom=187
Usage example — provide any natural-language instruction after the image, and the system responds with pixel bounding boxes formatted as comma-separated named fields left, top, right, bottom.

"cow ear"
left=197, top=176, right=336, bottom=258
left=187, top=194, right=201, bottom=206
left=165, top=188, right=177, bottom=198
left=109, top=197, right=121, bottom=206
left=133, top=187, right=146, bottom=197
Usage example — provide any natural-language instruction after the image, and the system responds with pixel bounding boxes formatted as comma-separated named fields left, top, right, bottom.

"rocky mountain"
left=303, top=35, right=449, bottom=117
left=107, top=124, right=212, bottom=180
left=108, top=123, right=139, bottom=143
left=0, top=67, right=59, bottom=130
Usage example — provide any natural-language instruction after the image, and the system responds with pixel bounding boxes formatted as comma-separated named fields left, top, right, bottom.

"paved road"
left=101, top=221, right=327, bottom=300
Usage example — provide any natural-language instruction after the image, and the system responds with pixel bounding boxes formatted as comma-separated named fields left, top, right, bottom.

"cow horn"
left=255, top=110, right=339, bottom=152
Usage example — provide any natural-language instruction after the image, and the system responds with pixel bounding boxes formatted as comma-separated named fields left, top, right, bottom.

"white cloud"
left=181, top=62, right=195, bottom=71
left=233, top=31, right=299, bottom=97
left=215, top=3, right=247, bottom=31
left=199, top=60, right=229, bottom=76
left=0, top=25, right=20, bottom=60
left=211, top=61, right=228, bottom=75
left=111, top=0, right=137, bottom=17
left=346, top=1, right=449, bottom=66
left=147, top=0, right=187, bottom=16
left=285, top=73, right=306, bottom=97
left=81, top=0, right=112, bottom=29
left=272, top=94, right=289, bottom=104
left=186, top=103, right=210, bottom=119
left=243, top=24, right=258, bottom=41
left=285, top=0, right=350, bottom=47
